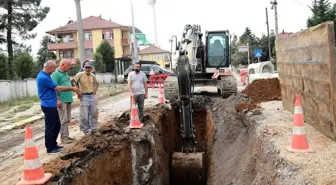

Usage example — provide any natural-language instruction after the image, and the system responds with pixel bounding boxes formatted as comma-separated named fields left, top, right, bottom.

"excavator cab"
left=205, top=31, right=230, bottom=68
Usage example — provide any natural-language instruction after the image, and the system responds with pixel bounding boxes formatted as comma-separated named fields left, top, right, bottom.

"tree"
left=231, top=27, right=260, bottom=66
left=307, top=0, right=336, bottom=42
left=0, top=14, right=5, bottom=44
left=68, top=59, right=81, bottom=76
left=95, top=40, right=115, bottom=72
left=93, top=53, right=106, bottom=73
left=36, top=35, right=56, bottom=68
left=307, top=0, right=336, bottom=26
left=14, top=52, right=34, bottom=80
left=0, top=0, right=50, bottom=79
left=0, top=53, right=8, bottom=79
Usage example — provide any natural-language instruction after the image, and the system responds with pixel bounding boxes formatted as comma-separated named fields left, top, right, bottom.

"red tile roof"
left=139, top=45, right=170, bottom=54
left=46, top=16, right=124, bottom=34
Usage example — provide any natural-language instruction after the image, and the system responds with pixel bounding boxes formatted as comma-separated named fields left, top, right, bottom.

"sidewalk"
left=0, top=84, right=128, bottom=134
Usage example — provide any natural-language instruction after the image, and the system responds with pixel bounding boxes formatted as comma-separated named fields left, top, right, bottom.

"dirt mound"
left=236, top=102, right=258, bottom=112
left=235, top=78, right=281, bottom=112
left=242, top=78, right=282, bottom=103
left=44, top=105, right=171, bottom=185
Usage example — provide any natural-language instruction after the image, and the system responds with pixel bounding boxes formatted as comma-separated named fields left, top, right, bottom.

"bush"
left=93, top=53, right=106, bottom=73
left=14, top=52, right=34, bottom=80
left=0, top=53, right=8, bottom=80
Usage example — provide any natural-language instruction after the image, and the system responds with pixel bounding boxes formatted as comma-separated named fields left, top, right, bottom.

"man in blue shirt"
left=36, top=60, right=80, bottom=154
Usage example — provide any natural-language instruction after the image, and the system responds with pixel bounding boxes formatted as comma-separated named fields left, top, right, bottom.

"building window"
left=142, top=55, right=149, bottom=60
left=164, top=53, right=170, bottom=61
left=155, top=54, right=162, bottom=60
left=103, top=31, right=113, bottom=39
left=84, top=32, right=92, bottom=40
left=85, top=49, right=94, bottom=57
left=59, top=50, right=74, bottom=59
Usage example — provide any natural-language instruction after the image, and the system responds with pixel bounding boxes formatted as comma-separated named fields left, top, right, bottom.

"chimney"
left=99, top=14, right=102, bottom=19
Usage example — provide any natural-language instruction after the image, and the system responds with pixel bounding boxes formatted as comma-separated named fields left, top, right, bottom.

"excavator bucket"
left=171, top=152, right=206, bottom=184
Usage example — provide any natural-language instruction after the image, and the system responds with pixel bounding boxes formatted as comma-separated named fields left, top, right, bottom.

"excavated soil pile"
left=42, top=91, right=299, bottom=185
left=44, top=117, right=132, bottom=185
left=242, top=78, right=281, bottom=103
left=43, top=105, right=173, bottom=185
left=236, top=78, right=281, bottom=112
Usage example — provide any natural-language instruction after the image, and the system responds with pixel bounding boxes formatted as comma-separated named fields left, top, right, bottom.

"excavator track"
left=217, top=75, right=238, bottom=98
left=164, top=75, right=179, bottom=101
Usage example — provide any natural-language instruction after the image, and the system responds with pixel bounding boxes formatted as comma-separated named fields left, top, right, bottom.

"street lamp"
left=75, top=0, right=86, bottom=67
left=130, top=0, right=138, bottom=64
left=169, top=35, right=177, bottom=70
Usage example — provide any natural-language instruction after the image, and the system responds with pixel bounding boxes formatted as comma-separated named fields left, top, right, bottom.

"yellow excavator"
left=164, top=24, right=237, bottom=183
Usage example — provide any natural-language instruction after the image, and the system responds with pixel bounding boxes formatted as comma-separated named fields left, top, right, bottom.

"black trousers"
left=41, top=106, right=61, bottom=152
left=130, top=94, right=145, bottom=121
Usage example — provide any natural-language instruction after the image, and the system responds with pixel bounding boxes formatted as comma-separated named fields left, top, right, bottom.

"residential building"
left=46, top=15, right=141, bottom=62
left=139, top=46, right=170, bottom=69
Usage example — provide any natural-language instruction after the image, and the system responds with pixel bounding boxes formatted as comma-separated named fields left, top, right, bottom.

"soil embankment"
left=42, top=88, right=308, bottom=185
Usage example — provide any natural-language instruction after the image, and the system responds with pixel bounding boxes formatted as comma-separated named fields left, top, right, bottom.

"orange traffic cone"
left=129, top=96, right=144, bottom=129
left=158, top=87, right=165, bottom=104
left=16, top=126, right=52, bottom=185
left=287, top=94, right=313, bottom=153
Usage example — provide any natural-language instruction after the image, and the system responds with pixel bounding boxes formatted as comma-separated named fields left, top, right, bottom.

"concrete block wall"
left=275, top=21, right=336, bottom=140
left=0, top=73, right=116, bottom=103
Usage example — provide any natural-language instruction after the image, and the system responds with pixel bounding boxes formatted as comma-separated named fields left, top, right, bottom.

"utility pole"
left=247, top=42, right=250, bottom=65
left=130, top=0, right=138, bottom=64
left=270, top=0, right=279, bottom=35
left=265, top=7, right=272, bottom=60
left=74, top=0, right=86, bottom=67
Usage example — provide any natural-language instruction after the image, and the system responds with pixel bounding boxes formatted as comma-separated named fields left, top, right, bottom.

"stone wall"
left=275, top=21, right=336, bottom=140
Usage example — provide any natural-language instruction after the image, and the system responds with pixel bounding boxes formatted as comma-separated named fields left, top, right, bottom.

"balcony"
left=121, top=38, right=129, bottom=46
left=48, top=42, right=77, bottom=50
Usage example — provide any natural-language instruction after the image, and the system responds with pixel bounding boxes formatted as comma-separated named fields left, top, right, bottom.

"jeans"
left=57, top=102, right=72, bottom=140
left=79, top=95, right=98, bottom=133
left=41, top=106, right=61, bottom=152
left=130, top=94, right=145, bottom=121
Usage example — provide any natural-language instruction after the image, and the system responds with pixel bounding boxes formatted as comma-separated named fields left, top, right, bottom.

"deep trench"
left=166, top=106, right=211, bottom=185
left=45, top=95, right=297, bottom=185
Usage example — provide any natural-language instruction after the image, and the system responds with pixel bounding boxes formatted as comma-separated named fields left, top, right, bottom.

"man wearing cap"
left=74, top=62, right=100, bottom=135
left=51, top=59, right=82, bottom=144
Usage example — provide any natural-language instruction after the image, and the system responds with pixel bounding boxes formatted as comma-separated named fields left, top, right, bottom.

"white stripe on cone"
left=24, top=158, right=42, bottom=170
left=292, top=126, right=306, bottom=135
left=294, top=106, right=303, bottom=114
left=25, top=138, right=36, bottom=148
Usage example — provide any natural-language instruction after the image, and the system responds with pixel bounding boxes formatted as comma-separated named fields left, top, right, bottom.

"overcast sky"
left=20, top=0, right=320, bottom=57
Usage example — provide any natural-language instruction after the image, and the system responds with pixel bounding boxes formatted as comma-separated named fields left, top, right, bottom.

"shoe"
left=56, top=145, right=64, bottom=149
left=67, top=136, right=76, bottom=141
left=47, top=147, right=63, bottom=154
left=61, top=137, right=73, bottom=144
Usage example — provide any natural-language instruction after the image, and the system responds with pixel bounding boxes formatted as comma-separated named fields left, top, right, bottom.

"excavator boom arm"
left=175, top=24, right=204, bottom=152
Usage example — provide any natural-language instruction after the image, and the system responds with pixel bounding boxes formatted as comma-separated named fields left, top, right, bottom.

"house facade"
left=46, top=16, right=140, bottom=61
left=139, top=46, right=171, bottom=69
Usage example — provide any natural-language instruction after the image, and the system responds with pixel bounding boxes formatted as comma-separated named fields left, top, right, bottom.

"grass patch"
left=0, top=96, right=39, bottom=109
left=13, top=104, right=32, bottom=113
left=4, top=115, right=13, bottom=119
left=13, top=115, right=32, bottom=122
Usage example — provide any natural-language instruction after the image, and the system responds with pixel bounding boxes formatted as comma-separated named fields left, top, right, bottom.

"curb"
left=0, top=86, right=128, bottom=134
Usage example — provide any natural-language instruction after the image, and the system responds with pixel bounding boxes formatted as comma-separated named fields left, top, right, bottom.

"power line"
left=290, top=0, right=310, bottom=8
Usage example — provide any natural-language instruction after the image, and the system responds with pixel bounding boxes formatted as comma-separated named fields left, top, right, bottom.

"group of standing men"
left=36, top=59, right=99, bottom=154
left=36, top=59, right=149, bottom=154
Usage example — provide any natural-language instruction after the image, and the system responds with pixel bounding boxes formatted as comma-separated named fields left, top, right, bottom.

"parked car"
left=123, top=64, right=174, bottom=81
